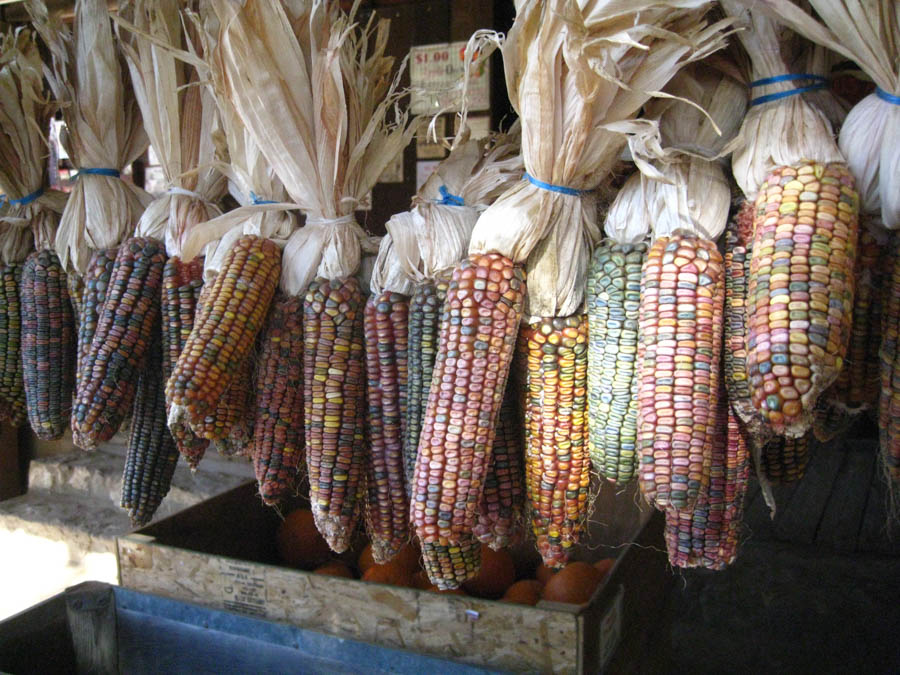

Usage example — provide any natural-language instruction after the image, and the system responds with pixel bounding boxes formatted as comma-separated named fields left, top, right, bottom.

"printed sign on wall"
left=410, top=41, right=490, bottom=115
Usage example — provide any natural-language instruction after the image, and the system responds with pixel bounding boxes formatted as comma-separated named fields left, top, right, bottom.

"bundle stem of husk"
left=737, top=0, right=900, bottom=227
left=470, top=0, right=735, bottom=318
left=0, top=27, right=67, bottom=262
left=28, top=0, right=151, bottom=274
left=114, top=0, right=227, bottom=256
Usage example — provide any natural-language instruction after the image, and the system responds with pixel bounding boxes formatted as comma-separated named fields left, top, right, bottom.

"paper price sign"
left=410, top=41, right=490, bottom=115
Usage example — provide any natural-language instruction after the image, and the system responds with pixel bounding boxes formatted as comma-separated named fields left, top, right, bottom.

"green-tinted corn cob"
left=474, top=369, right=525, bottom=551
left=121, top=321, right=179, bottom=527
left=253, top=294, right=304, bottom=505
left=364, top=291, right=410, bottom=563
left=20, top=250, right=76, bottom=440
left=758, top=433, right=811, bottom=484
left=74, top=248, right=117, bottom=407
left=522, top=315, right=589, bottom=568
left=161, top=257, right=210, bottom=469
left=411, top=253, right=525, bottom=547
left=304, top=276, right=367, bottom=553
left=665, top=379, right=750, bottom=570
left=404, top=279, right=448, bottom=491
left=638, top=235, right=725, bottom=510
left=746, top=161, right=859, bottom=437
left=167, top=235, right=281, bottom=423
left=586, top=241, right=646, bottom=484
left=72, top=238, right=167, bottom=449
left=421, top=535, right=481, bottom=591
left=0, top=264, right=25, bottom=425
left=878, top=234, right=900, bottom=481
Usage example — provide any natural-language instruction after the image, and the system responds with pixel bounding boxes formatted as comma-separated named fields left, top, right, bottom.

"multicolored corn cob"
left=586, top=241, right=646, bottom=484
left=20, top=250, right=76, bottom=440
left=474, top=368, right=525, bottom=551
left=638, top=235, right=725, bottom=510
left=161, top=257, right=209, bottom=469
left=757, top=433, right=811, bottom=484
left=364, top=291, right=410, bottom=563
left=72, top=238, right=167, bottom=449
left=522, top=315, right=589, bottom=568
left=167, top=235, right=281, bottom=424
left=411, top=253, right=525, bottom=548
left=421, top=535, right=482, bottom=591
left=404, top=279, right=448, bottom=489
left=0, top=264, right=25, bottom=425
left=253, top=294, right=304, bottom=505
left=745, top=161, right=859, bottom=437
left=304, top=276, right=367, bottom=553
left=665, top=380, right=750, bottom=570
left=121, top=321, right=179, bottom=527
left=68, top=273, right=85, bottom=323
left=190, top=349, right=256, bottom=441
left=74, top=248, right=117, bottom=403
left=878, top=234, right=900, bottom=481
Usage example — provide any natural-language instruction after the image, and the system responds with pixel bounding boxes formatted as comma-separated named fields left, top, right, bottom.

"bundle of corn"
left=393, top=131, right=522, bottom=490
left=464, top=0, right=731, bottom=568
left=664, top=378, right=750, bottom=570
left=587, top=177, right=648, bottom=485
left=722, top=2, right=860, bottom=440
left=207, top=0, right=417, bottom=552
left=0, top=29, right=72, bottom=439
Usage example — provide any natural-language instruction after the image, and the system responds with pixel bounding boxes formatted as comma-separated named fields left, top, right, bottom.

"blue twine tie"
left=876, top=87, right=900, bottom=106
left=77, top=167, right=121, bottom=178
left=524, top=172, right=586, bottom=197
left=250, top=191, right=277, bottom=205
left=750, top=74, right=827, bottom=87
left=437, top=185, right=465, bottom=207
left=6, top=187, right=44, bottom=207
left=749, top=83, right=826, bottom=107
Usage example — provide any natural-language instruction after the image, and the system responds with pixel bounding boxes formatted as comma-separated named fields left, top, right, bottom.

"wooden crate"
left=117, top=481, right=671, bottom=674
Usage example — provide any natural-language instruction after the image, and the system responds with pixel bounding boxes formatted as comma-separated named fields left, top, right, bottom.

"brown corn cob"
left=161, top=257, right=210, bottom=469
left=72, top=238, right=167, bottom=449
left=411, top=253, right=525, bottom=547
left=746, top=161, right=859, bottom=438
left=522, top=315, right=589, bottom=568
left=304, top=276, right=367, bottom=553
left=404, top=279, right=448, bottom=490
left=0, top=263, right=25, bottom=425
left=638, top=234, right=725, bottom=511
left=758, top=433, right=811, bottom=484
left=878, top=234, right=900, bottom=481
left=167, top=235, right=281, bottom=424
left=191, top=348, right=256, bottom=441
left=20, top=250, right=76, bottom=440
left=363, top=291, right=410, bottom=563
left=74, top=248, right=117, bottom=406
left=421, top=535, right=482, bottom=591
left=121, top=320, right=179, bottom=527
left=474, top=360, right=525, bottom=551
left=253, top=294, right=305, bottom=505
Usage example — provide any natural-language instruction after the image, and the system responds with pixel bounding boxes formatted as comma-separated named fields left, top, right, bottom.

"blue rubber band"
left=876, top=87, right=900, bottom=106
left=77, top=167, right=121, bottom=178
left=437, top=185, right=465, bottom=207
left=749, top=83, right=826, bottom=107
left=7, top=187, right=44, bottom=207
left=250, top=191, right=277, bottom=205
left=524, top=172, right=586, bottom=197
left=750, top=74, right=827, bottom=87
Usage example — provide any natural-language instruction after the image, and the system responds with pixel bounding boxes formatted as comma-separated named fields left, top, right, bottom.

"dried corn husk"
left=471, top=0, right=734, bottom=317
left=721, top=0, right=844, bottom=201
left=204, top=0, right=417, bottom=297
left=741, top=0, right=900, bottom=227
left=28, top=0, right=151, bottom=274
left=114, top=0, right=227, bottom=254
left=794, top=43, right=851, bottom=130
left=603, top=172, right=648, bottom=246
left=0, top=28, right=67, bottom=256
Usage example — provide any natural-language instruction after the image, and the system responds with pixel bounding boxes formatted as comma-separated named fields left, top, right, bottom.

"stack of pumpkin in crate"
left=5, top=0, right=900, bottom=606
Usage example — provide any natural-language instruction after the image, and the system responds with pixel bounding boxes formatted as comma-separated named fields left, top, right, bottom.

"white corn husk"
left=0, top=28, right=68, bottom=259
left=205, top=0, right=417, bottom=298
left=470, top=0, right=734, bottom=318
left=739, top=0, right=900, bottom=227
left=114, top=0, right=227, bottom=254
left=28, top=0, right=151, bottom=275
left=793, top=43, right=851, bottom=131
left=369, top=234, right=411, bottom=296
left=603, top=172, right=649, bottom=246
left=721, top=0, right=844, bottom=201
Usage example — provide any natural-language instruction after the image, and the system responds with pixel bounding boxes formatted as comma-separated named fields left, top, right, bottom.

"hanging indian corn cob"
left=421, top=536, right=482, bottom=592
left=468, top=2, right=731, bottom=563
left=213, top=349, right=257, bottom=457
left=207, top=0, right=416, bottom=552
left=0, top=256, right=26, bottom=425
left=74, top=249, right=117, bottom=410
left=758, top=433, right=811, bottom=484
left=120, top=320, right=179, bottom=527
left=879, top=236, right=900, bottom=481
left=722, top=2, right=860, bottom=440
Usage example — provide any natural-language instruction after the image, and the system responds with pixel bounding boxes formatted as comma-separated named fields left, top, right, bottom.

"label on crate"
left=219, top=559, right=268, bottom=618
left=598, top=585, right=625, bottom=670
